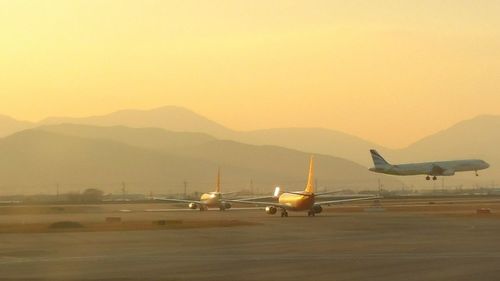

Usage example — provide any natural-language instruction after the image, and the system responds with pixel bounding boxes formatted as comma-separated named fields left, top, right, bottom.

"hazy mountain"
left=3, top=106, right=499, bottom=189
left=40, top=124, right=384, bottom=166
left=175, top=139, right=390, bottom=189
left=357, top=115, right=500, bottom=188
left=41, top=106, right=235, bottom=138
left=0, top=130, right=218, bottom=195
left=38, top=106, right=387, bottom=166
left=0, top=115, right=34, bottom=138
left=0, top=127, right=400, bottom=195
left=399, top=115, right=500, bottom=162
left=395, top=115, right=500, bottom=181
left=236, top=128, right=386, bottom=166
left=39, top=124, right=216, bottom=153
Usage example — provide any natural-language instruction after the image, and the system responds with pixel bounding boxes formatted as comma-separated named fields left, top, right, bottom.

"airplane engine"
left=265, top=206, right=277, bottom=215
left=222, top=202, right=232, bottom=210
left=188, top=203, right=198, bottom=210
left=312, top=205, right=323, bottom=214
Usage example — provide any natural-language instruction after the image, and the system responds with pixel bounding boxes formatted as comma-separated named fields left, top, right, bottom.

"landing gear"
left=280, top=209, right=288, bottom=217
left=307, top=210, right=316, bottom=217
left=475, top=170, right=479, bottom=177
left=199, top=205, right=207, bottom=211
left=426, top=175, right=437, bottom=180
left=219, top=206, right=226, bottom=211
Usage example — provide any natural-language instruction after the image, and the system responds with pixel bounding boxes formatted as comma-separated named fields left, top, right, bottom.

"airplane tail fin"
left=370, top=149, right=391, bottom=168
left=304, top=156, right=315, bottom=193
left=215, top=168, right=221, bottom=193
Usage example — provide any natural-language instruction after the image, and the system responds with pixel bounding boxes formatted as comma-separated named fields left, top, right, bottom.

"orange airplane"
left=232, top=156, right=380, bottom=217
left=154, top=168, right=235, bottom=211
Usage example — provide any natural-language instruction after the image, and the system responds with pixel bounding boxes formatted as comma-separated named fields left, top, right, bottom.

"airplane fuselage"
left=278, top=192, right=315, bottom=211
left=200, top=192, right=224, bottom=208
left=370, top=159, right=489, bottom=176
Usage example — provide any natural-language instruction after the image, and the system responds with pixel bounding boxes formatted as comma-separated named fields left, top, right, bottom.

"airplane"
left=368, top=149, right=490, bottom=181
left=230, top=156, right=380, bottom=217
left=153, top=169, right=235, bottom=211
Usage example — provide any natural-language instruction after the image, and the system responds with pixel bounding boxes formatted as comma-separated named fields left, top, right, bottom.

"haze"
left=1, top=0, right=500, bottom=148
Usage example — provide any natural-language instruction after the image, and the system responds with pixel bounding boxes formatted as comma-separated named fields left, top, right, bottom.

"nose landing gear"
left=307, top=210, right=316, bottom=217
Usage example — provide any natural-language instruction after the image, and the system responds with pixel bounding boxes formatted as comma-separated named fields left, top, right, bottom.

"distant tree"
left=81, top=188, right=104, bottom=202
left=66, top=192, right=82, bottom=202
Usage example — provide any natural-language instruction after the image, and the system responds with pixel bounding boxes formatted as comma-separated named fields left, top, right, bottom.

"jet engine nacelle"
left=188, top=203, right=198, bottom=210
left=312, top=205, right=323, bottom=214
left=265, top=206, right=277, bottom=215
left=222, top=202, right=232, bottom=210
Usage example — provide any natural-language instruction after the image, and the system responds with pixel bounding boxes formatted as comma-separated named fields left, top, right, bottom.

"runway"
left=1, top=199, right=500, bottom=280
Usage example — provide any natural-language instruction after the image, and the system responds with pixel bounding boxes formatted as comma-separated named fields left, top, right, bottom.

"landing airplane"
left=230, top=156, right=380, bottom=217
left=154, top=169, right=235, bottom=211
left=369, top=149, right=490, bottom=181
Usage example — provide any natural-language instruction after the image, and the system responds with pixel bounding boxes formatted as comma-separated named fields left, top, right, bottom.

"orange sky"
left=1, top=0, right=499, bottom=148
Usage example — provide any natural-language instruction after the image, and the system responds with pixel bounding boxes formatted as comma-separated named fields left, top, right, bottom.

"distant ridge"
left=41, top=106, right=235, bottom=138
left=0, top=105, right=386, bottom=166
left=0, top=126, right=401, bottom=195
left=397, top=115, right=500, bottom=163
left=0, top=114, right=34, bottom=138
left=236, top=127, right=386, bottom=166
left=38, top=106, right=387, bottom=165
left=1, top=106, right=500, bottom=185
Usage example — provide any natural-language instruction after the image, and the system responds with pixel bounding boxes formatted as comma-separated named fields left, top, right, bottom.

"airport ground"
left=1, top=197, right=500, bottom=281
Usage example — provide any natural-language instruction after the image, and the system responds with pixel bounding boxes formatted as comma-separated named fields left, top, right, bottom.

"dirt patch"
left=0, top=219, right=258, bottom=234
left=49, top=221, right=84, bottom=229
left=0, top=205, right=103, bottom=215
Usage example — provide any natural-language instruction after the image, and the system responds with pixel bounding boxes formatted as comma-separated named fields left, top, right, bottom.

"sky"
left=0, top=0, right=499, bottom=148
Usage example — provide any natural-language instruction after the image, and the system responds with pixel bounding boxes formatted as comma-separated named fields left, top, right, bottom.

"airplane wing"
left=235, top=195, right=276, bottom=201
left=315, top=196, right=381, bottom=206
left=315, top=190, right=344, bottom=196
left=229, top=195, right=381, bottom=209
left=221, top=191, right=240, bottom=196
left=237, top=190, right=342, bottom=200
left=152, top=197, right=201, bottom=204
left=429, top=165, right=455, bottom=176
left=429, top=164, right=445, bottom=175
left=228, top=199, right=290, bottom=209
left=144, top=207, right=262, bottom=212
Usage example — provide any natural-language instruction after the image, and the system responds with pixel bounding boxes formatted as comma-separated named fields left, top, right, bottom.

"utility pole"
left=121, top=182, right=127, bottom=200
left=183, top=180, right=188, bottom=198
left=56, top=183, right=60, bottom=202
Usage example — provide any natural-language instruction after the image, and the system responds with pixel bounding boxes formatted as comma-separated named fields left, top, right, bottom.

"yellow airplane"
left=154, top=168, right=235, bottom=211
left=232, top=156, right=380, bottom=217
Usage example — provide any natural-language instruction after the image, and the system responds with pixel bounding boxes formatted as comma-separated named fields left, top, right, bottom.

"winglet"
left=215, top=167, right=221, bottom=193
left=273, top=186, right=281, bottom=198
left=304, top=155, right=315, bottom=193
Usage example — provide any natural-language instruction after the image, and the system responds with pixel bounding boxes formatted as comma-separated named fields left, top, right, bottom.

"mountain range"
left=0, top=106, right=498, bottom=194
left=0, top=125, right=399, bottom=195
